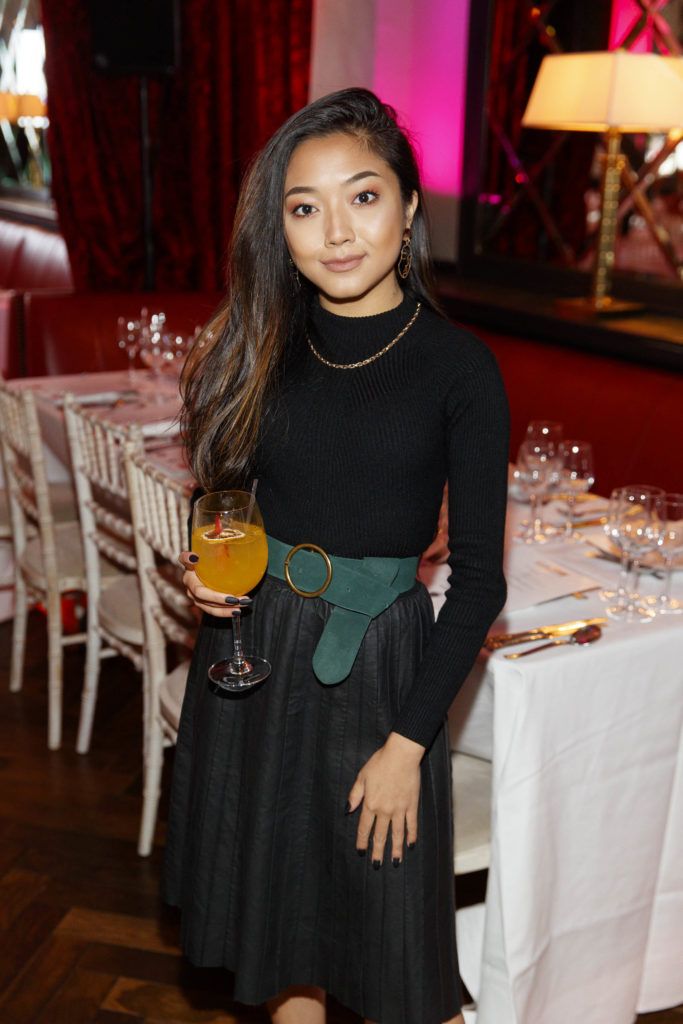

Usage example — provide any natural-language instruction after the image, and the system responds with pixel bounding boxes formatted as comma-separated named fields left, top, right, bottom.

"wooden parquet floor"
left=0, top=612, right=681, bottom=1024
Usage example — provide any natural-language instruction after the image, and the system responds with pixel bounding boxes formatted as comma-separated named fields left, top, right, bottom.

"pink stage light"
left=372, top=0, right=471, bottom=198
left=609, top=0, right=654, bottom=52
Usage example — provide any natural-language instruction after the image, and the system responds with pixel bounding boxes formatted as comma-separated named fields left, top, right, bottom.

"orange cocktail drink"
left=192, top=520, right=268, bottom=595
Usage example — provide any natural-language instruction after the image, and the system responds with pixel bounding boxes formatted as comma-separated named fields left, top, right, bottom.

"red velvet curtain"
left=41, top=0, right=312, bottom=291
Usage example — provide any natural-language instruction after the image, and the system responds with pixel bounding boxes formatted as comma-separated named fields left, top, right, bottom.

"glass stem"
left=530, top=493, right=542, bottom=538
left=662, top=555, right=674, bottom=606
left=230, top=609, right=249, bottom=675
left=616, top=549, right=631, bottom=610
left=628, top=558, right=641, bottom=610
left=564, top=494, right=576, bottom=538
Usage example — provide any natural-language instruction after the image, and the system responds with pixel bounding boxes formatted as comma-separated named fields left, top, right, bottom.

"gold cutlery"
left=504, top=624, right=602, bottom=659
left=571, top=515, right=608, bottom=528
left=484, top=617, right=607, bottom=651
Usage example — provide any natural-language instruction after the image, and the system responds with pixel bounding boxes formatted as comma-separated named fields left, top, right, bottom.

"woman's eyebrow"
left=284, top=170, right=382, bottom=199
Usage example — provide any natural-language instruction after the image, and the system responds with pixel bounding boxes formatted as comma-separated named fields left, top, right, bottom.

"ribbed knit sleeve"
left=391, top=347, right=509, bottom=750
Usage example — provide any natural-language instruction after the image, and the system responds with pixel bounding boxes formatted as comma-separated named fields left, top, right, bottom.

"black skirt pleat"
left=164, top=573, right=463, bottom=1024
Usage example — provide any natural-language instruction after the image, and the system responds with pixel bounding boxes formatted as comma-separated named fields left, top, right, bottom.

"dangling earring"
left=397, top=232, right=412, bottom=280
left=288, top=257, right=301, bottom=289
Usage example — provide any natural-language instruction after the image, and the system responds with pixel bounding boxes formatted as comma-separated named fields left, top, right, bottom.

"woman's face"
left=283, top=133, right=418, bottom=316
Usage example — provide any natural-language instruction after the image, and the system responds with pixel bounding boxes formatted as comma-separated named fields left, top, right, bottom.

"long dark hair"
left=182, top=87, right=440, bottom=491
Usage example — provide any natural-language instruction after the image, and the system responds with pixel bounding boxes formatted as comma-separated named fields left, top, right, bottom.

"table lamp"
left=522, top=50, right=683, bottom=315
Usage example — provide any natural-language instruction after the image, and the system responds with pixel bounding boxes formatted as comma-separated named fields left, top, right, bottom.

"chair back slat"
left=64, top=395, right=143, bottom=578
left=0, top=383, right=59, bottom=579
left=125, top=447, right=194, bottom=658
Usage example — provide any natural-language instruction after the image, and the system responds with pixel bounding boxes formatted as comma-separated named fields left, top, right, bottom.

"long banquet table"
left=6, top=369, right=683, bottom=1022
left=11, top=368, right=190, bottom=485
left=426, top=501, right=683, bottom=1024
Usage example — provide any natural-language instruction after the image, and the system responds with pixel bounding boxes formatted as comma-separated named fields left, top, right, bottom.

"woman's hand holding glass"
left=180, top=553, right=252, bottom=617
left=184, top=490, right=271, bottom=691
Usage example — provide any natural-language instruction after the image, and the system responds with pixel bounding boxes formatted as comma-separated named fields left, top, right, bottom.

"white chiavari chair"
left=452, top=750, right=493, bottom=1019
left=452, top=752, right=492, bottom=876
left=0, top=381, right=85, bottom=748
left=64, top=395, right=155, bottom=754
left=124, top=446, right=195, bottom=856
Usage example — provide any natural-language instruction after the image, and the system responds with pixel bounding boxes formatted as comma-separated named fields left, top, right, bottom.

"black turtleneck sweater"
left=254, top=291, right=509, bottom=750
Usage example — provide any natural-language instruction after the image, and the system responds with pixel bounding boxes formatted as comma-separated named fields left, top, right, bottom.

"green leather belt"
left=266, top=534, right=419, bottom=685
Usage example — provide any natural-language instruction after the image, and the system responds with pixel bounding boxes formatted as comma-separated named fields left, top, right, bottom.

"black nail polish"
left=407, top=841, right=416, bottom=850
left=224, top=595, right=239, bottom=605
left=238, top=596, right=252, bottom=606
left=188, top=553, right=199, bottom=563
left=392, top=857, right=401, bottom=868
left=344, top=801, right=352, bottom=814
left=372, top=859, right=381, bottom=870
left=357, top=847, right=366, bottom=857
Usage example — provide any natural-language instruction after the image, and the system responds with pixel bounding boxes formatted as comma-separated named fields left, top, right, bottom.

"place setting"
left=482, top=420, right=683, bottom=661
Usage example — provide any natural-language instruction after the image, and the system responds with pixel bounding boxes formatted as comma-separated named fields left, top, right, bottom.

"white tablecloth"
left=12, top=369, right=184, bottom=473
left=424, top=503, right=683, bottom=1023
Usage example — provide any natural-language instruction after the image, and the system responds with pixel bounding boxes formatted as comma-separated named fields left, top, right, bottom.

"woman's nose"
left=324, top=207, right=355, bottom=247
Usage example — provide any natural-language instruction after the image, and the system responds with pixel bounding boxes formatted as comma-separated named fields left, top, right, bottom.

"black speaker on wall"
left=89, top=0, right=181, bottom=76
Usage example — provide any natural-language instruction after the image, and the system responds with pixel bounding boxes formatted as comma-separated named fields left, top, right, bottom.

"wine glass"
left=526, top=421, right=563, bottom=493
left=605, top=485, right=665, bottom=622
left=117, top=316, right=141, bottom=381
left=138, top=321, right=168, bottom=378
left=516, top=438, right=557, bottom=543
left=599, top=488, right=631, bottom=605
left=166, top=333, right=192, bottom=372
left=653, top=493, right=683, bottom=615
left=558, top=440, right=595, bottom=540
left=192, top=490, right=271, bottom=691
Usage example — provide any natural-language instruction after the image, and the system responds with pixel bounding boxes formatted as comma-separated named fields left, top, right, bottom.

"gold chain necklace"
left=306, top=302, right=421, bottom=370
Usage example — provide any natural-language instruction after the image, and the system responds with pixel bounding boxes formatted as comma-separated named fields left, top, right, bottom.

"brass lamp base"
left=555, top=295, right=645, bottom=318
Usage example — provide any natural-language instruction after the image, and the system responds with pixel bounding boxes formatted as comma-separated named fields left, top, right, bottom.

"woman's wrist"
left=385, top=730, right=426, bottom=764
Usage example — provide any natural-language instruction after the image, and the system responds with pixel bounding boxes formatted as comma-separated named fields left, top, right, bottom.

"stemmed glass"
left=117, top=316, right=141, bottom=381
left=139, top=313, right=168, bottom=378
left=117, top=307, right=149, bottom=382
left=192, top=490, right=271, bottom=691
left=558, top=440, right=595, bottom=540
left=603, top=485, right=665, bottom=622
left=516, top=438, right=558, bottom=544
left=653, top=493, right=683, bottom=615
left=526, top=421, right=563, bottom=494
left=599, top=489, right=629, bottom=604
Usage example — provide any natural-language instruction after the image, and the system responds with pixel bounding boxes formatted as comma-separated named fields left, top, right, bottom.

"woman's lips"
left=321, top=255, right=365, bottom=272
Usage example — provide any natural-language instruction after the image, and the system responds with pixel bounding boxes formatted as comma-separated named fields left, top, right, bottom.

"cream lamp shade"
left=522, top=51, right=683, bottom=132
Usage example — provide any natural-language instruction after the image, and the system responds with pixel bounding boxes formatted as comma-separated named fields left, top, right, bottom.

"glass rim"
left=609, top=484, right=666, bottom=499
left=195, top=489, right=255, bottom=513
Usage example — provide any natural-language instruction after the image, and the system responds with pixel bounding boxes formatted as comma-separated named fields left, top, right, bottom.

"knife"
left=583, top=544, right=664, bottom=579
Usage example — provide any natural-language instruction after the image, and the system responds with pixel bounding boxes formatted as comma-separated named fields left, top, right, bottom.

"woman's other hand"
left=346, top=731, right=425, bottom=867
left=178, top=551, right=251, bottom=618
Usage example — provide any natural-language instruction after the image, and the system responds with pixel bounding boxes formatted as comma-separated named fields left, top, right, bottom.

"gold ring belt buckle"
left=284, top=542, right=333, bottom=598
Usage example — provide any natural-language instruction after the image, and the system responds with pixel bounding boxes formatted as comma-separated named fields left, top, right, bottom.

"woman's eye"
left=292, top=203, right=316, bottom=217
left=354, top=190, right=379, bottom=206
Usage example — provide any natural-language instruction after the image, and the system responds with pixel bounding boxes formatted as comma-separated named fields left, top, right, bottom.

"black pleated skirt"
left=163, top=572, right=462, bottom=1024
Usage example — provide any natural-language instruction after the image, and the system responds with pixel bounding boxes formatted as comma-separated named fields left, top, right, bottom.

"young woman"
left=168, top=87, right=509, bottom=1024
